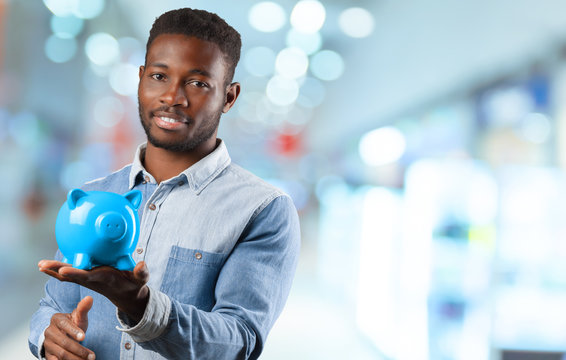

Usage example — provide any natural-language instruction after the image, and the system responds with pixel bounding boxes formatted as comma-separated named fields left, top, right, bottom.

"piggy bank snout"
left=95, top=211, right=127, bottom=242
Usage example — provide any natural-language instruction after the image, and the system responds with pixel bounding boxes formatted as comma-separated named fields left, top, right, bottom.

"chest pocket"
left=160, top=246, right=228, bottom=311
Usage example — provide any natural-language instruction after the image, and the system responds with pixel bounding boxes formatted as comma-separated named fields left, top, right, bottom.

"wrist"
left=117, top=285, right=149, bottom=323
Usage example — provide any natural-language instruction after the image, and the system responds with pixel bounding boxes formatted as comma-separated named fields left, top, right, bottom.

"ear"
left=123, top=190, right=142, bottom=210
left=139, top=65, right=145, bottom=80
left=222, top=82, right=241, bottom=113
left=67, top=189, right=88, bottom=210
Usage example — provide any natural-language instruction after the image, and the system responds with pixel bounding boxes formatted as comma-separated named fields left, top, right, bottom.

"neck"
left=142, top=139, right=219, bottom=183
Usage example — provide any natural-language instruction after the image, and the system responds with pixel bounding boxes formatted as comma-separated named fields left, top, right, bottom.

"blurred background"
left=2, top=0, right=566, bottom=359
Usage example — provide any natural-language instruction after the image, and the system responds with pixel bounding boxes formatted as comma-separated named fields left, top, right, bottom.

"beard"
left=138, top=100, right=221, bottom=153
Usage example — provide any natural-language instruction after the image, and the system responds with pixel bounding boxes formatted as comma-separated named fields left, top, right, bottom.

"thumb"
left=133, top=261, right=149, bottom=285
left=72, top=296, right=93, bottom=333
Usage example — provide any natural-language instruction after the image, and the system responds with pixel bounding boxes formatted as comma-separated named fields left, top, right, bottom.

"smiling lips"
left=153, top=114, right=188, bottom=130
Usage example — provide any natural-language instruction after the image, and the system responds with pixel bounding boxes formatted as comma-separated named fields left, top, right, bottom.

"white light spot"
left=43, top=0, right=77, bottom=17
left=275, top=47, right=309, bottom=79
left=339, top=7, right=375, bottom=38
left=248, top=2, right=286, bottom=32
left=359, top=126, right=406, bottom=166
left=266, top=76, right=299, bottom=106
left=310, top=50, right=344, bottom=81
left=286, top=28, right=322, bottom=55
left=290, top=0, right=326, bottom=34
left=109, top=63, right=139, bottom=96
left=85, top=32, right=120, bottom=66
left=520, top=113, right=551, bottom=144
left=74, top=0, right=105, bottom=19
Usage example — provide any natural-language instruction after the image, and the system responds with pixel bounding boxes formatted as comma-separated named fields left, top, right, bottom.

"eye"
left=188, top=80, right=209, bottom=88
left=150, top=73, right=165, bottom=81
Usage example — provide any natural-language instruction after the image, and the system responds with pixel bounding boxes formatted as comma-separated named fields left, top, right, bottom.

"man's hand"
left=38, top=260, right=150, bottom=323
left=43, top=296, right=95, bottom=360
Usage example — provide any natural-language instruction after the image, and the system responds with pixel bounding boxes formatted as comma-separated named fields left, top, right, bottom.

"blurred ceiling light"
left=275, top=47, right=309, bottom=79
left=244, top=46, right=276, bottom=77
left=520, top=112, right=551, bottom=144
left=85, top=32, right=119, bottom=66
left=74, top=0, right=105, bottom=19
left=297, top=76, right=326, bottom=108
left=290, top=0, right=326, bottom=34
left=109, top=63, right=139, bottom=96
left=50, top=15, right=84, bottom=39
left=310, top=50, right=344, bottom=81
left=338, top=7, right=375, bottom=38
left=94, top=96, right=124, bottom=128
left=286, top=28, right=322, bottom=55
left=266, top=75, right=299, bottom=106
left=45, top=34, right=77, bottom=63
left=359, top=126, right=406, bottom=166
left=248, top=1, right=286, bottom=32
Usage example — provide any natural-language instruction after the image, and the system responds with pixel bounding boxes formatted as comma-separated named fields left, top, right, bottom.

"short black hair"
left=146, top=8, right=241, bottom=85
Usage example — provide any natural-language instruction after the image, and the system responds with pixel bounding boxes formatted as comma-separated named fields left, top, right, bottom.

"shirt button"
left=125, top=342, right=132, bottom=350
left=148, top=203, right=156, bottom=210
left=136, top=247, right=144, bottom=254
left=178, top=180, right=184, bottom=186
left=144, top=175, right=150, bottom=182
left=195, top=252, right=202, bottom=260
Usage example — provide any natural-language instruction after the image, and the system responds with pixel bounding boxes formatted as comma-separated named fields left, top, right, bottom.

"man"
left=28, top=8, right=300, bottom=360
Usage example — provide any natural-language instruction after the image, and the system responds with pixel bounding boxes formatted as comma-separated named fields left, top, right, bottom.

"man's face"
left=138, top=34, right=237, bottom=153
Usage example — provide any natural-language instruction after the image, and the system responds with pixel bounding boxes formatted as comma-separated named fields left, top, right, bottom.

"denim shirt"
left=28, top=140, right=301, bottom=359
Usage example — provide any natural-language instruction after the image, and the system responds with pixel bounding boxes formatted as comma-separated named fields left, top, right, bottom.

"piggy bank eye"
left=67, top=188, right=88, bottom=210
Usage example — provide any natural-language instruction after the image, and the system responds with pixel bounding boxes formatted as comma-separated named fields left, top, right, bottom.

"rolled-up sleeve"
left=117, top=194, right=301, bottom=359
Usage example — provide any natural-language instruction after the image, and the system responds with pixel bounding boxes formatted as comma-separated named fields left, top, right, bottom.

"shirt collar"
left=128, top=140, right=231, bottom=194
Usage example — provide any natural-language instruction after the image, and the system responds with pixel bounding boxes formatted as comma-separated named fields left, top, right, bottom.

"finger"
left=44, top=340, right=95, bottom=360
left=133, top=261, right=149, bottom=284
left=38, top=260, right=71, bottom=272
left=45, top=318, right=95, bottom=359
left=72, top=296, right=93, bottom=332
left=51, top=314, right=85, bottom=342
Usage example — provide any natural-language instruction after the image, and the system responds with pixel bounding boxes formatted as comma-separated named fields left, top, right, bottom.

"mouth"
left=152, top=111, right=189, bottom=130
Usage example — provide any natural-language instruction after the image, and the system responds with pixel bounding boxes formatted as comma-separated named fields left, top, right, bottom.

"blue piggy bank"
left=55, top=189, right=142, bottom=271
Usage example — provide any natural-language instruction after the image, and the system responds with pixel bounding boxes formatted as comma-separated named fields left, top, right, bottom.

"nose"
left=95, top=212, right=127, bottom=242
left=160, top=81, right=188, bottom=107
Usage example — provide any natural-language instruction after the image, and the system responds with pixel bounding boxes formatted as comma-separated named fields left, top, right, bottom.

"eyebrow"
left=148, top=63, right=212, bottom=78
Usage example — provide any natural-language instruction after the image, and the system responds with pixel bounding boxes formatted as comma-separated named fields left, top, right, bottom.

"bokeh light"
left=338, top=7, right=375, bottom=38
left=85, top=32, right=120, bottom=66
left=74, top=0, right=105, bottom=19
left=520, top=113, right=552, bottom=144
left=248, top=1, right=286, bottom=33
left=275, top=47, right=309, bottom=79
left=266, top=76, right=300, bottom=106
left=50, top=15, right=84, bottom=39
left=109, top=63, right=139, bottom=96
left=286, top=28, right=322, bottom=55
left=310, top=50, right=345, bottom=81
left=43, top=0, right=76, bottom=17
left=44, top=34, right=78, bottom=63
left=359, top=126, right=407, bottom=166
left=244, top=46, right=276, bottom=77
left=290, top=0, right=326, bottom=34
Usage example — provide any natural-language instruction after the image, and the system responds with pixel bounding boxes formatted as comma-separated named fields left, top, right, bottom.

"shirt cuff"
left=37, top=330, right=46, bottom=359
left=115, top=286, right=172, bottom=343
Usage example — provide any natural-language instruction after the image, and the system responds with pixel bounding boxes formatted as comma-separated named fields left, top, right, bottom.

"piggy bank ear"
left=123, top=190, right=142, bottom=210
left=67, top=189, right=88, bottom=210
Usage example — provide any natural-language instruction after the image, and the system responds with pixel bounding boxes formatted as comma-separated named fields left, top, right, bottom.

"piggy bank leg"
left=115, top=255, right=136, bottom=271
left=73, top=253, right=92, bottom=270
